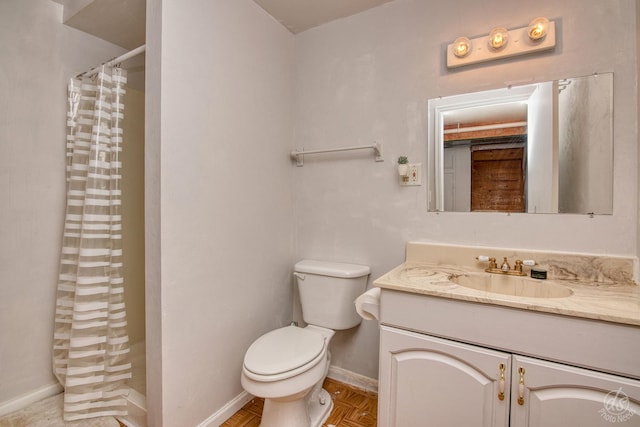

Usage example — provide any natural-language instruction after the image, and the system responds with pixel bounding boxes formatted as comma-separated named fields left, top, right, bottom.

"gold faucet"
left=476, top=256, right=528, bottom=276
left=500, top=257, right=510, bottom=272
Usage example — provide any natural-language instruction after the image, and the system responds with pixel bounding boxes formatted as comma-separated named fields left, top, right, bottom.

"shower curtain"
left=53, top=65, right=131, bottom=421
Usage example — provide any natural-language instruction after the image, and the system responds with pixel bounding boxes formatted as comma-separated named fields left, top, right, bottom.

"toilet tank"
left=294, top=260, right=370, bottom=330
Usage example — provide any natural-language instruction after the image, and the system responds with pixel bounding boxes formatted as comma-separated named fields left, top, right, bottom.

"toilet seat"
left=243, top=326, right=326, bottom=382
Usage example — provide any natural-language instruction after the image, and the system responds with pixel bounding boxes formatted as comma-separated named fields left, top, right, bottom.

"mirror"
left=427, top=73, right=613, bottom=214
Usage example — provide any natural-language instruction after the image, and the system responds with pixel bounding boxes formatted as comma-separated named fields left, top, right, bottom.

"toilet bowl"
left=241, top=325, right=335, bottom=427
left=240, top=260, right=370, bottom=427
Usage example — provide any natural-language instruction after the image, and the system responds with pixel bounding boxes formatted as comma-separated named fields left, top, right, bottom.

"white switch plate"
left=400, top=163, right=421, bottom=186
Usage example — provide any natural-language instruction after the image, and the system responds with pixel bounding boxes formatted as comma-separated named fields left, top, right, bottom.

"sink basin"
left=449, top=273, right=574, bottom=298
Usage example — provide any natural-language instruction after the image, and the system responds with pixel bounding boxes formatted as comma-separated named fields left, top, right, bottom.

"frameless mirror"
left=427, top=73, right=613, bottom=214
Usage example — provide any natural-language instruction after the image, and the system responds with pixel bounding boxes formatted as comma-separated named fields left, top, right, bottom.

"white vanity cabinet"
left=380, top=325, right=640, bottom=427
left=377, top=290, right=640, bottom=427
left=511, top=355, right=640, bottom=427
left=379, top=325, right=511, bottom=427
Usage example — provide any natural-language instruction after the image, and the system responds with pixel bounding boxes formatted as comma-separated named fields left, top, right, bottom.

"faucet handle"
left=476, top=256, right=497, bottom=269
left=514, top=259, right=523, bottom=272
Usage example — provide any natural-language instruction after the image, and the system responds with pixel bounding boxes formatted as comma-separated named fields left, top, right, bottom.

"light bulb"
left=488, top=27, right=508, bottom=49
left=453, top=37, right=471, bottom=58
left=528, top=17, right=549, bottom=41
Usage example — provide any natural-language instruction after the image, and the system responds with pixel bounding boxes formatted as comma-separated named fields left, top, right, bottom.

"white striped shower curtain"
left=53, top=66, right=131, bottom=421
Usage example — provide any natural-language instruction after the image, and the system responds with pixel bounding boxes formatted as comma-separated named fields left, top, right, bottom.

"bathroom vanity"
left=374, top=243, right=640, bottom=427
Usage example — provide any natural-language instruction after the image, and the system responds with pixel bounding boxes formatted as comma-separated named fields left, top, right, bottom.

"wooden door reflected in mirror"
left=471, top=147, right=525, bottom=212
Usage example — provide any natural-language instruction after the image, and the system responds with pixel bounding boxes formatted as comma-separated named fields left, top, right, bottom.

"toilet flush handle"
left=293, top=272, right=306, bottom=280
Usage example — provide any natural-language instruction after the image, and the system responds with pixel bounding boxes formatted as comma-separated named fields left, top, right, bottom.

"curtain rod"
left=77, top=44, right=146, bottom=78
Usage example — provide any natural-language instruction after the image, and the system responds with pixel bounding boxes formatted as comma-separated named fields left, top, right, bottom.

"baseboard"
left=196, top=390, right=254, bottom=427
left=194, top=366, right=376, bottom=426
left=327, top=365, right=378, bottom=393
left=126, top=388, right=146, bottom=411
left=0, top=382, right=63, bottom=417
left=117, top=388, right=147, bottom=427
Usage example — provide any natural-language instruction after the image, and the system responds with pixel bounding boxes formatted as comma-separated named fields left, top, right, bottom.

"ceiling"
left=53, top=1, right=525, bottom=128
left=53, top=0, right=396, bottom=50
left=253, top=0, right=395, bottom=34
left=52, top=0, right=145, bottom=50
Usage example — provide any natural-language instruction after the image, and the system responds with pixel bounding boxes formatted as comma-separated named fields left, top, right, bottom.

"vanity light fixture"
left=488, top=27, right=509, bottom=49
left=528, top=17, right=549, bottom=40
left=452, top=37, right=471, bottom=58
left=447, top=17, right=556, bottom=68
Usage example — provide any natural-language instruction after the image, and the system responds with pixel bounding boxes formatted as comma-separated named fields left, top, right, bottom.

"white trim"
left=443, top=121, right=527, bottom=134
left=0, top=382, right=147, bottom=425
left=327, top=365, right=378, bottom=394
left=126, top=388, right=146, bottom=410
left=195, top=366, right=378, bottom=426
left=196, top=390, right=254, bottom=427
left=117, top=388, right=146, bottom=427
left=0, top=382, right=63, bottom=417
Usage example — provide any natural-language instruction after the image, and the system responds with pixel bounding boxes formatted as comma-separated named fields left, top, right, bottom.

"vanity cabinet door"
left=510, top=355, right=640, bottom=427
left=379, top=325, right=510, bottom=427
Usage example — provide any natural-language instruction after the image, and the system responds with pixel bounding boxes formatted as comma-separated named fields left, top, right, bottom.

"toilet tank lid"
left=294, top=260, right=370, bottom=278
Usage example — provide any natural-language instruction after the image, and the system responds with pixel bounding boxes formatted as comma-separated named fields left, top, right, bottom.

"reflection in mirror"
left=427, top=73, right=613, bottom=214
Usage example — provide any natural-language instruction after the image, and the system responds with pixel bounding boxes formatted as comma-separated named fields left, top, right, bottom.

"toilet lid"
left=244, top=326, right=326, bottom=376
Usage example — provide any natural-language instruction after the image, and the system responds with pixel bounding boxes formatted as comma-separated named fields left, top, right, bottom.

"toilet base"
left=260, top=387, right=333, bottom=427
left=308, top=388, right=333, bottom=427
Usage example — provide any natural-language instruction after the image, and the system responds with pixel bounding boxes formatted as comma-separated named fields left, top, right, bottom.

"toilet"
left=241, top=260, right=370, bottom=427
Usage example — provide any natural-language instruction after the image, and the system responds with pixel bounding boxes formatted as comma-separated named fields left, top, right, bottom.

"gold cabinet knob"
left=498, top=363, right=506, bottom=400
left=517, top=366, right=526, bottom=405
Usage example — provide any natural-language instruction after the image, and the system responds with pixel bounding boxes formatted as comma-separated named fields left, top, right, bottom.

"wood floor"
left=221, top=378, right=378, bottom=427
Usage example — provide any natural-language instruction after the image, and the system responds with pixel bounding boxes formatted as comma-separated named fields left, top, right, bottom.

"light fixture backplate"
left=446, top=20, right=555, bottom=69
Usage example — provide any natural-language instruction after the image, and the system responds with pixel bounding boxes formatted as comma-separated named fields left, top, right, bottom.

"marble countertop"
left=374, top=261, right=640, bottom=327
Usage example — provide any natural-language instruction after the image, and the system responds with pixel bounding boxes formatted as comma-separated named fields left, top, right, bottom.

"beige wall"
left=145, top=0, right=637, bottom=423
left=2, top=0, right=637, bottom=424
left=145, top=0, right=296, bottom=425
left=0, top=0, right=126, bottom=410
left=121, top=87, right=145, bottom=345
left=293, top=0, right=638, bottom=380
left=636, top=0, right=640, bottom=281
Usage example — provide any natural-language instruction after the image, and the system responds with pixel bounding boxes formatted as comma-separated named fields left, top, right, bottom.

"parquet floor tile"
left=220, top=377, right=377, bottom=427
